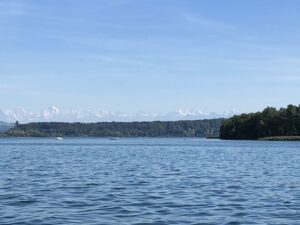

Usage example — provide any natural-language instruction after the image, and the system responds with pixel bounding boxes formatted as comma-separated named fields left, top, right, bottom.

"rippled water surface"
left=1, top=138, right=300, bottom=224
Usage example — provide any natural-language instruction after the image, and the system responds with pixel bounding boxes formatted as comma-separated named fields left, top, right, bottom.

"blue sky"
left=1, top=0, right=300, bottom=113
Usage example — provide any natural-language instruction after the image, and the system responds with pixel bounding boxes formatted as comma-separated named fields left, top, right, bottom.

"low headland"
left=259, top=136, right=300, bottom=141
left=220, top=104, right=300, bottom=141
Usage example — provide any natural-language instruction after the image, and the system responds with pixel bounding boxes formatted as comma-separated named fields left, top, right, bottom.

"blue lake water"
left=1, top=138, right=300, bottom=225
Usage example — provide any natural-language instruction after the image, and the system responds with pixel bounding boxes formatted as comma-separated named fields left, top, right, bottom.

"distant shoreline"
left=1, top=135, right=300, bottom=141
left=3, top=119, right=223, bottom=138
left=259, top=136, right=300, bottom=141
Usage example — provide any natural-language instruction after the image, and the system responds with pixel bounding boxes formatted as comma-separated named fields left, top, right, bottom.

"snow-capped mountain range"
left=0, top=106, right=239, bottom=123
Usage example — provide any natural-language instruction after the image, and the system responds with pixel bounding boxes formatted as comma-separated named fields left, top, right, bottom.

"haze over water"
left=1, top=138, right=300, bottom=224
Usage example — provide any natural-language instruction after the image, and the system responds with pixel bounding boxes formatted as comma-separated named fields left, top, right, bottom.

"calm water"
left=1, top=138, right=300, bottom=225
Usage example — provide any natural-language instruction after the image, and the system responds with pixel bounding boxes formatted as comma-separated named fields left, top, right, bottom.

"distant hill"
left=0, top=122, right=14, bottom=133
left=4, top=119, right=223, bottom=137
left=220, top=104, right=300, bottom=140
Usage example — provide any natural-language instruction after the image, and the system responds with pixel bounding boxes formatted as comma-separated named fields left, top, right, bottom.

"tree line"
left=4, top=119, right=223, bottom=137
left=220, top=104, right=300, bottom=140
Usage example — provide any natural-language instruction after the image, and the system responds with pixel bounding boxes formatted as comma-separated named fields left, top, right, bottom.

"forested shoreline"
left=4, top=119, right=223, bottom=137
left=4, top=105, right=300, bottom=139
left=220, top=105, right=300, bottom=140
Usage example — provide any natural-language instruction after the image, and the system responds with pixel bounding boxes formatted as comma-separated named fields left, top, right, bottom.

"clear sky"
left=1, top=0, right=300, bottom=113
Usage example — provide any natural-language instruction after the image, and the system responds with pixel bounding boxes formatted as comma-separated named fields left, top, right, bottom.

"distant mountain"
left=0, top=121, right=14, bottom=133
left=0, top=106, right=238, bottom=123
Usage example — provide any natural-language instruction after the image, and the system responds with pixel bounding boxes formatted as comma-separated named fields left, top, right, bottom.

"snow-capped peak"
left=0, top=107, right=237, bottom=123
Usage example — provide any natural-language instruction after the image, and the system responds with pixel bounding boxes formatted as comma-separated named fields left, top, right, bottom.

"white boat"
left=56, top=137, right=63, bottom=140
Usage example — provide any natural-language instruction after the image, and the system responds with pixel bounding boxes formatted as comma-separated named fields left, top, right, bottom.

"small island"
left=220, top=104, right=300, bottom=140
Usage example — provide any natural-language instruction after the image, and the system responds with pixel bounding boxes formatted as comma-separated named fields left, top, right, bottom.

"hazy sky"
left=1, top=0, right=300, bottom=113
